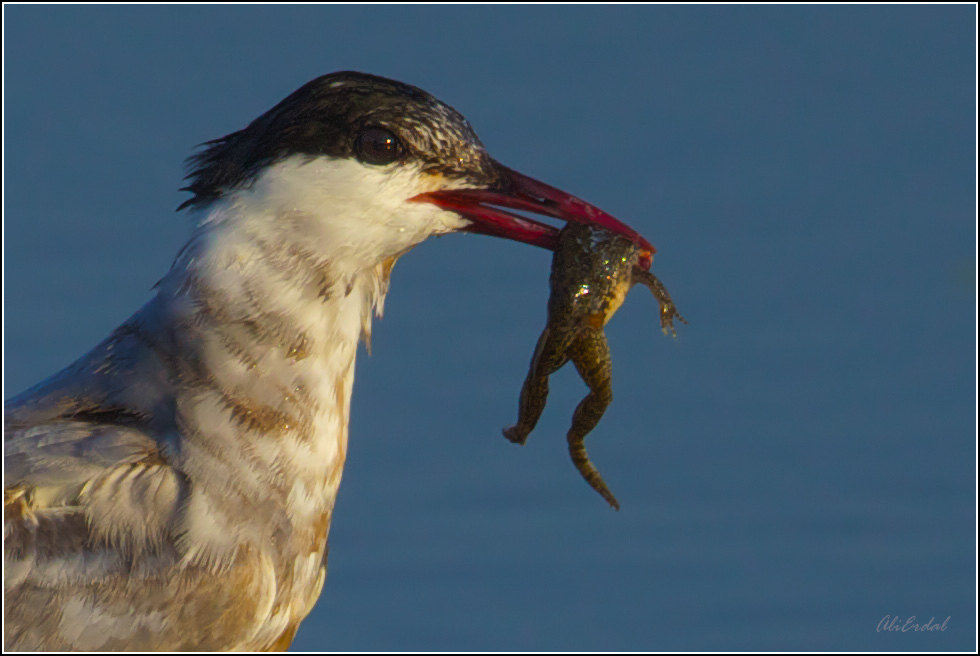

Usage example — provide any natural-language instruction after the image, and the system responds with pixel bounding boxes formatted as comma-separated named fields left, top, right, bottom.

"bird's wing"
left=4, top=417, right=279, bottom=651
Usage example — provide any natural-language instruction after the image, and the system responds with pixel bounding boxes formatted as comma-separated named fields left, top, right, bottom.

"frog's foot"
left=568, top=433, right=620, bottom=510
left=659, top=304, right=688, bottom=337
left=502, top=425, right=530, bottom=445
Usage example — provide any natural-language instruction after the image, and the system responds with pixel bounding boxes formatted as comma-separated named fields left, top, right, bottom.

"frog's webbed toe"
left=633, top=269, right=687, bottom=336
left=567, top=329, right=620, bottom=510
left=658, top=303, right=687, bottom=337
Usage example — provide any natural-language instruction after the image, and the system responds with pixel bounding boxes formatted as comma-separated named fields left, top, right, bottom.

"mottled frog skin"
left=503, top=223, right=685, bottom=510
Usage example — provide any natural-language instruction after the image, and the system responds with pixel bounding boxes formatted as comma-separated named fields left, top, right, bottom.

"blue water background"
left=4, top=5, right=976, bottom=651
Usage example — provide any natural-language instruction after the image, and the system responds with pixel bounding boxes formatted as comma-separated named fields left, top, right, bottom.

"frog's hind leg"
left=633, top=269, right=688, bottom=336
left=567, top=329, right=620, bottom=510
left=503, top=327, right=573, bottom=445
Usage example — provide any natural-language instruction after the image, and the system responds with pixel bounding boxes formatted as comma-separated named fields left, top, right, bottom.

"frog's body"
left=503, top=223, right=685, bottom=509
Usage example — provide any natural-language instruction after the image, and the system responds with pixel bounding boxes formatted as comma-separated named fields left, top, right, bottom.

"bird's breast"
left=158, top=231, right=394, bottom=643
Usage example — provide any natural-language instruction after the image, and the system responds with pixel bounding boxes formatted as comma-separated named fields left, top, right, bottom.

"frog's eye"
left=355, top=127, right=403, bottom=165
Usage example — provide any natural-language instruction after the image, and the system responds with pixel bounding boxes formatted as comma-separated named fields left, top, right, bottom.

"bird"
left=3, top=71, right=656, bottom=651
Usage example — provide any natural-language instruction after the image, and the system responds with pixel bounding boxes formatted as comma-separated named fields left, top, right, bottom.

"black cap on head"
left=180, top=71, right=499, bottom=210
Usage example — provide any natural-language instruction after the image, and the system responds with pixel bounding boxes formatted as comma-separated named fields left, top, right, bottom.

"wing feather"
left=4, top=420, right=277, bottom=650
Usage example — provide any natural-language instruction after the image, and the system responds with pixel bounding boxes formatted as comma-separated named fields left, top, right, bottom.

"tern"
left=3, top=72, right=655, bottom=650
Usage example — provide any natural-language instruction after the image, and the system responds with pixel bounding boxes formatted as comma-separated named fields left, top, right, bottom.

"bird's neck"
left=148, top=178, right=403, bottom=568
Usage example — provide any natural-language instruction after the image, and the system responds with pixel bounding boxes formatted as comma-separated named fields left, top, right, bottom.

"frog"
left=502, top=222, right=686, bottom=510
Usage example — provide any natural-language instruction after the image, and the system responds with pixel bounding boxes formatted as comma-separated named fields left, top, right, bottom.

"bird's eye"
left=355, top=127, right=402, bottom=165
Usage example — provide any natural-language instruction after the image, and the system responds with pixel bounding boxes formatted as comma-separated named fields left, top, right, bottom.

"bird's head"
left=180, top=71, right=654, bottom=271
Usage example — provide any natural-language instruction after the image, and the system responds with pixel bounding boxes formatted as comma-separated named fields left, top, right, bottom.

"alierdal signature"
left=877, top=615, right=950, bottom=632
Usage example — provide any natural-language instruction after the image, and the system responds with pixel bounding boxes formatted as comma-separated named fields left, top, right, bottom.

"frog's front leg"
left=633, top=269, right=688, bottom=336
left=567, top=328, right=620, bottom=510
left=503, top=326, right=574, bottom=445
